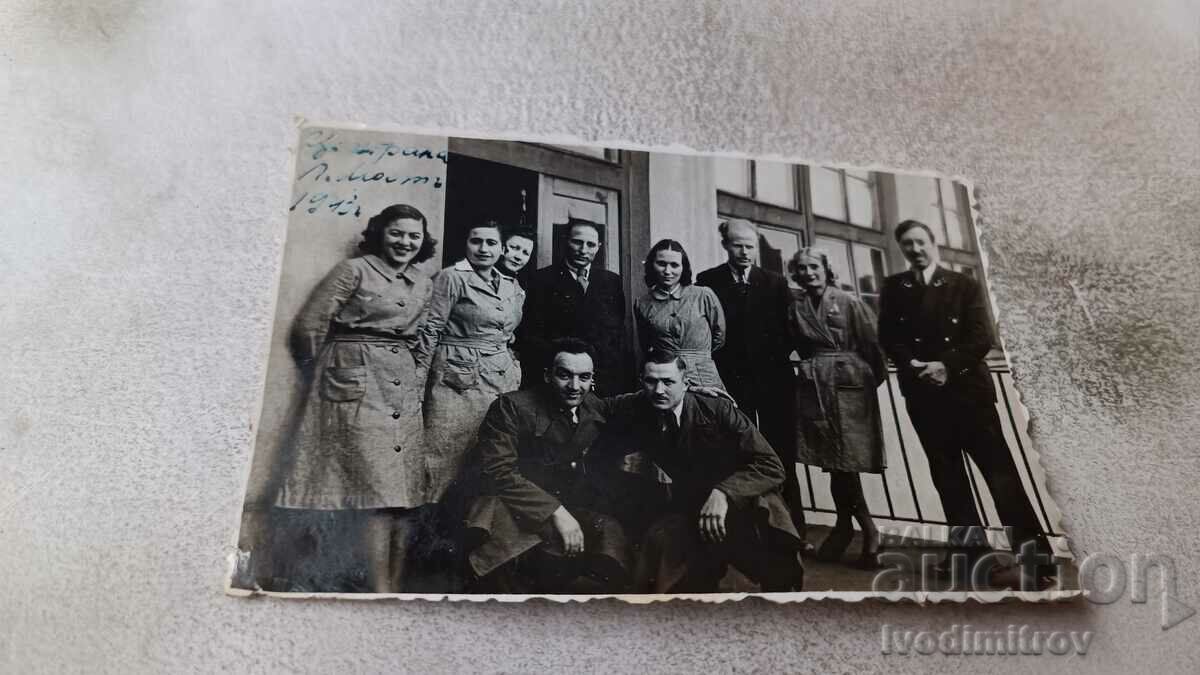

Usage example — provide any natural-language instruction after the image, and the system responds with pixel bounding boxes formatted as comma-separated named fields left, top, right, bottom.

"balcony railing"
left=798, top=357, right=1063, bottom=546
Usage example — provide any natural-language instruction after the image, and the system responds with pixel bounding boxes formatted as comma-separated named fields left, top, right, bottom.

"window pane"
left=940, top=179, right=968, bottom=249
left=893, top=174, right=946, bottom=245
left=845, top=169, right=878, bottom=228
left=851, top=243, right=886, bottom=296
left=810, top=167, right=845, bottom=221
left=714, top=157, right=751, bottom=196
left=754, top=160, right=796, bottom=208
left=755, top=224, right=803, bottom=279
left=813, top=236, right=855, bottom=294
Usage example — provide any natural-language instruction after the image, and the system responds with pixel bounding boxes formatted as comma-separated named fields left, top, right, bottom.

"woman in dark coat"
left=786, top=248, right=888, bottom=568
left=275, top=203, right=437, bottom=592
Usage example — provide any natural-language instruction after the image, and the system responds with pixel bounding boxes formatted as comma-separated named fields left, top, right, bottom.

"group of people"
left=271, top=202, right=1056, bottom=594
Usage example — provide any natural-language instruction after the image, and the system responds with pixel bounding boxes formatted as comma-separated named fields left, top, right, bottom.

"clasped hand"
left=910, top=359, right=947, bottom=386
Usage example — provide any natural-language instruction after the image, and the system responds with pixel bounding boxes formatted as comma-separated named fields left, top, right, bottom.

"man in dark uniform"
left=612, top=350, right=806, bottom=593
left=518, top=220, right=631, bottom=395
left=695, top=218, right=810, bottom=551
left=878, top=220, right=1055, bottom=585
left=464, top=338, right=630, bottom=593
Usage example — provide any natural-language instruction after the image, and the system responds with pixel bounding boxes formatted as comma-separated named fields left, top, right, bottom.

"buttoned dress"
left=788, top=286, right=887, bottom=473
left=414, top=260, right=525, bottom=501
left=634, top=284, right=727, bottom=388
left=275, top=255, right=433, bottom=510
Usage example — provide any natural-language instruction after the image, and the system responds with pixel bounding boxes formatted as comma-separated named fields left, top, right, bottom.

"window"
left=894, top=174, right=971, bottom=250
left=713, top=158, right=799, bottom=209
left=810, top=167, right=879, bottom=229
left=813, top=236, right=888, bottom=314
left=756, top=224, right=805, bottom=279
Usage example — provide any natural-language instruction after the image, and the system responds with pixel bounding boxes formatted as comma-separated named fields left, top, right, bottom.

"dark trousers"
left=906, top=394, right=1049, bottom=557
left=634, top=505, right=804, bottom=593
left=470, top=509, right=631, bottom=595
left=726, top=370, right=807, bottom=537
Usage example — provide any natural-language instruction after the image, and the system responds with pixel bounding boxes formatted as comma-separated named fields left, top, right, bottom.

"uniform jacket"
left=465, top=389, right=623, bottom=576
left=695, top=264, right=793, bottom=391
left=878, top=266, right=996, bottom=403
left=518, top=262, right=630, bottom=394
left=605, top=393, right=799, bottom=540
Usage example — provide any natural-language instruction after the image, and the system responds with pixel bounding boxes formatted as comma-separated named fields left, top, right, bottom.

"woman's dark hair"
left=502, top=225, right=537, bottom=245
left=787, top=247, right=838, bottom=286
left=359, top=204, right=438, bottom=264
left=642, top=239, right=693, bottom=288
left=894, top=219, right=937, bottom=244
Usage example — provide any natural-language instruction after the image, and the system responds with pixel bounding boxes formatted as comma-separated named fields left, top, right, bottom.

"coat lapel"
left=794, top=287, right=837, bottom=347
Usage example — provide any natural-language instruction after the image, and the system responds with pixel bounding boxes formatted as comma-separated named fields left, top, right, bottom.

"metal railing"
left=799, top=361, right=1061, bottom=538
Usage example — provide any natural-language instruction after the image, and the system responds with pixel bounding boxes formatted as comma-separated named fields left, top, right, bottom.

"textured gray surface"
left=2, top=0, right=1198, bottom=672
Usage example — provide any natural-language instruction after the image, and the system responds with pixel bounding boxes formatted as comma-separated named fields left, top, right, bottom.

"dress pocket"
left=320, top=366, right=368, bottom=402
left=833, top=358, right=866, bottom=389
left=440, top=359, right=480, bottom=393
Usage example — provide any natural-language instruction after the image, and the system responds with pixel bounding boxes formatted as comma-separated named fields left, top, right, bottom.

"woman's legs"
left=365, top=508, right=424, bottom=593
left=820, top=472, right=879, bottom=564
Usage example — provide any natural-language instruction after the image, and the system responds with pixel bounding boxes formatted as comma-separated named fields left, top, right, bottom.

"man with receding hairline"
left=696, top=218, right=810, bottom=549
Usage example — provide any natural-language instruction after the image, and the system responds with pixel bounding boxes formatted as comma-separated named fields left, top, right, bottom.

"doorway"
left=442, top=154, right=540, bottom=268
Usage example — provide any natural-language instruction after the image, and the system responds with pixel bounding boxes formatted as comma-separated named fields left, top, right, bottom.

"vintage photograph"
left=230, top=125, right=1076, bottom=599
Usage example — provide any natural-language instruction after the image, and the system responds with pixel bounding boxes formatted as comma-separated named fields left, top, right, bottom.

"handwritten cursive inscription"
left=291, top=129, right=446, bottom=218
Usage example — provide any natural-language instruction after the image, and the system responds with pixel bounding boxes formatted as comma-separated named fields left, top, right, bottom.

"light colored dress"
left=275, top=254, right=433, bottom=510
left=788, top=286, right=887, bottom=473
left=634, top=284, right=727, bottom=388
left=413, top=259, right=525, bottom=500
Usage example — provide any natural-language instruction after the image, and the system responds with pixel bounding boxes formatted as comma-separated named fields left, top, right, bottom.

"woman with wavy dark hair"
left=786, top=247, right=887, bottom=569
left=633, top=239, right=727, bottom=388
left=275, top=203, right=438, bottom=592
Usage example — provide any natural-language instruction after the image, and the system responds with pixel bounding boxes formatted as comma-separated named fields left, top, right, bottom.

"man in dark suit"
left=878, top=220, right=1054, bottom=585
left=519, top=220, right=631, bottom=394
left=610, top=350, right=805, bottom=593
left=695, top=218, right=809, bottom=549
left=464, top=338, right=630, bottom=593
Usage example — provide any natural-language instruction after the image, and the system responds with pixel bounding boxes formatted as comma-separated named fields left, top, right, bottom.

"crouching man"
left=624, top=350, right=806, bottom=593
left=464, top=338, right=630, bottom=593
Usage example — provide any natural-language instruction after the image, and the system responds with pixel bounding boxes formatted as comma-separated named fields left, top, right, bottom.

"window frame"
left=810, top=167, right=882, bottom=231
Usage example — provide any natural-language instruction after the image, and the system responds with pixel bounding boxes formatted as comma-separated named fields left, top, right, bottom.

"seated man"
left=464, top=338, right=630, bottom=594
left=618, top=350, right=806, bottom=593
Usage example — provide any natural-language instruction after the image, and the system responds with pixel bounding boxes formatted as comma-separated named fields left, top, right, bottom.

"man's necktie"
left=660, top=411, right=679, bottom=447
left=577, top=266, right=589, bottom=293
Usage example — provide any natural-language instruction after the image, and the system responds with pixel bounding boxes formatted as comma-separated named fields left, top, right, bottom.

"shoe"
left=816, top=527, right=854, bottom=562
left=797, top=541, right=817, bottom=558
left=852, top=534, right=885, bottom=570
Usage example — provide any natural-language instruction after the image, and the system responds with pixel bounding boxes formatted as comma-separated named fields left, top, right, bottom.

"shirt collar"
left=364, top=254, right=416, bottom=283
left=727, top=263, right=751, bottom=284
left=917, top=264, right=939, bottom=285
left=564, top=260, right=591, bottom=280
left=670, top=400, right=684, bottom=425
left=650, top=284, right=684, bottom=300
